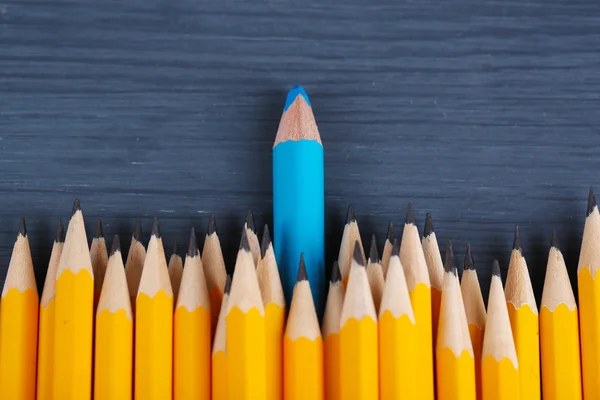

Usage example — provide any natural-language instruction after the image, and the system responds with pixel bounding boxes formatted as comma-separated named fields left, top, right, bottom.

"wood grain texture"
left=1, top=0, right=599, bottom=302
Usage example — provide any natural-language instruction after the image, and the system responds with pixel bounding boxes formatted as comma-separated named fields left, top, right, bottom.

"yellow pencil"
left=91, top=217, right=108, bottom=309
left=540, top=230, right=582, bottom=400
left=245, top=209, right=260, bottom=266
left=226, top=229, right=267, bottom=399
left=174, top=228, right=211, bottom=400
left=53, top=200, right=94, bottom=400
left=421, top=213, right=444, bottom=347
left=338, top=205, right=365, bottom=285
left=169, top=239, right=184, bottom=302
left=366, top=234, right=385, bottom=313
left=212, top=275, right=231, bottom=400
left=323, top=261, right=344, bottom=400
left=460, top=244, right=486, bottom=400
left=135, top=218, right=173, bottom=399
left=505, top=226, right=540, bottom=400
left=379, top=238, right=417, bottom=399
left=381, top=222, right=394, bottom=277
left=400, top=204, right=434, bottom=399
left=578, top=188, right=600, bottom=399
left=482, top=261, right=520, bottom=400
left=340, top=241, right=378, bottom=400
left=36, top=220, right=64, bottom=400
left=0, top=217, right=39, bottom=399
left=203, top=214, right=228, bottom=335
left=257, top=225, right=285, bottom=400
left=284, top=254, right=324, bottom=400
left=125, top=218, right=146, bottom=313
left=94, top=235, right=133, bottom=400
left=436, top=241, right=476, bottom=400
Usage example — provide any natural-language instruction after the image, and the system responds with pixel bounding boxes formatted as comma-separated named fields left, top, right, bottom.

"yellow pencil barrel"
left=436, top=348, right=476, bottom=400
left=174, top=306, right=211, bottom=399
left=212, top=350, right=227, bottom=400
left=324, top=333, right=342, bottom=400
left=482, top=356, right=520, bottom=400
left=265, top=302, right=285, bottom=400
left=94, top=309, right=133, bottom=399
left=53, top=269, right=94, bottom=399
left=37, top=301, right=55, bottom=400
left=410, top=283, right=434, bottom=398
left=540, top=305, right=582, bottom=400
left=378, top=312, right=417, bottom=399
left=507, top=303, right=540, bottom=399
left=284, top=336, right=324, bottom=399
left=578, top=267, right=600, bottom=398
left=0, top=289, right=38, bottom=399
left=340, top=317, right=379, bottom=400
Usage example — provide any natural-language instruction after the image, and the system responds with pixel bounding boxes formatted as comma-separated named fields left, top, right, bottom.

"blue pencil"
left=273, top=86, right=325, bottom=316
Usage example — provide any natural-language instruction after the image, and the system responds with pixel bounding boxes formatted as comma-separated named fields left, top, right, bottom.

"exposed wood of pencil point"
left=273, top=86, right=322, bottom=146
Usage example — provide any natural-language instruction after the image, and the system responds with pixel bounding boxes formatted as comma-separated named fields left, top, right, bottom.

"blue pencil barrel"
left=273, top=140, right=325, bottom=317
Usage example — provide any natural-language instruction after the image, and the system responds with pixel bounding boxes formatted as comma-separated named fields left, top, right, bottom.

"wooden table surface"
left=1, top=0, right=599, bottom=301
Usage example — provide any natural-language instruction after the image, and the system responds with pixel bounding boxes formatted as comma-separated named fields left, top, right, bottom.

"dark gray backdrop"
left=2, top=0, right=599, bottom=303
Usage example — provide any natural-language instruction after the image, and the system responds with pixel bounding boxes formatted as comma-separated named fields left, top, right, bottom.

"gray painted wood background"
left=1, top=0, right=599, bottom=302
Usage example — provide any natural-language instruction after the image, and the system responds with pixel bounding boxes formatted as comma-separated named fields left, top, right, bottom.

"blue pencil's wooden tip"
left=284, top=85, right=311, bottom=111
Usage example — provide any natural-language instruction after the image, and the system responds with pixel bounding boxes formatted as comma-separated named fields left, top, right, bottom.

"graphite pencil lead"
left=95, top=218, right=103, bottom=238
left=240, top=228, right=250, bottom=252
left=551, top=228, right=559, bottom=250
left=245, top=209, right=256, bottom=233
left=187, top=227, right=198, bottom=257
left=172, top=239, right=179, bottom=257
left=207, top=213, right=217, bottom=236
left=56, top=219, right=65, bottom=243
left=331, top=261, right=342, bottom=283
left=492, top=260, right=501, bottom=277
left=346, top=204, right=356, bottom=224
left=464, top=243, right=475, bottom=270
left=391, top=237, right=400, bottom=257
left=386, top=221, right=394, bottom=243
left=588, top=187, right=597, bottom=216
left=110, top=234, right=121, bottom=257
left=133, top=217, right=142, bottom=242
left=353, top=240, right=365, bottom=267
left=297, top=253, right=308, bottom=282
left=260, top=224, right=271, bottom=259
left=444, top=240, right=456, bottom=275
left=424, top=212, right=434, bottom=237
left=406, top=203, right=415, bottom=225
left=369, top=234, right=379, bottom=263
left=513, top=225, right=521, bottom=252
left=151, top=217, right=161, bottom=238
left=19, top=215, right=27, bottom=236
left=224, top=274, right=232, bottom=295
left=72, top=199, right=81, bottom=215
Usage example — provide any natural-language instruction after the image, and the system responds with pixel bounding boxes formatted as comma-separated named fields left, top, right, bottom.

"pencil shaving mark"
left=379, top=256, right=414, bottom=322
left=542, top=247, right=577, bottom=311
left=286, top=281, right=321, bottom=341
left=2, top=233, right=37, bottom=296
left=505, top=250, right=538, bottom=313
left=56, top=210, right=93, bottom=277
left=176, top=253, right=210, bottom=312
left=97, top=249, right=132, bottom=320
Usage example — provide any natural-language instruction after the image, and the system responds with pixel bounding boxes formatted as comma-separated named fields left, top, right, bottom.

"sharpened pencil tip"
left=386, top=221, right=394, bottom=243
left=513, top=225, right=521, bottom=252
left=240, top=228, right=250, bottom=252
left=444, top=240, right=456, bottom=275
left=424, top=213, right=434, bottom=237
left=110, top=234, right=120, bottom=257
left=72, top=199, right=81, bottom=215
left=245, top=210, right=256, bottom=233
left=260, top=224, right=271, bottom=259
left=18, top=215, right=26, bottom=237
left=95, top=218, right=103, bottom=239
left=172, top=239, right=179, bottom=257
left=589, top=187, right=597, bottom=216
left=551, top=229, right=559, bottom=250
left=492, top=260, right=501, bottom=277
left=283, top=85, right=311, bottom=111
left=151, top=217, right=160, bottom=238
left=224, top=274, right=232, bottom=295
left=346, top=205, right=356, bottom=224
left=406, top=203, right=415, bottom=224
left=56, top=220, right=65, bottom=243
left=391, top=237, right=400, bottom=257
left=331, top=261, right=341, bottom=283
left=352, top=240, right=364, bottom=267
left=297, top=254, right=308, bottom=282
left=207, top=213, right=217, bottom=235
left=133, top=218, right=142, bottom=242
left=369, top=234, right=379, bottom=264
left=464, top=244, right=475, bottom=270
left=187, top=227, right=198, bottom=257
